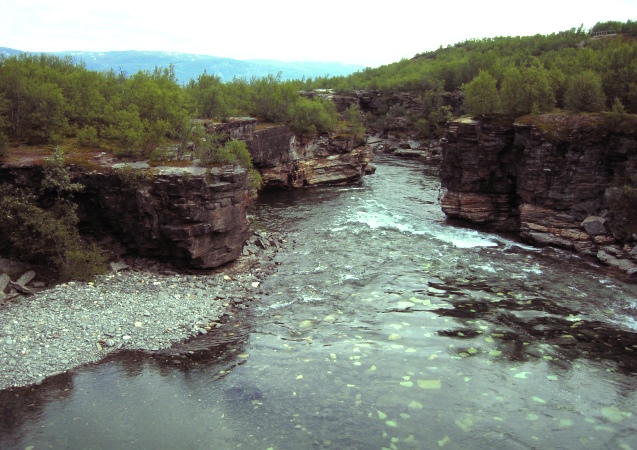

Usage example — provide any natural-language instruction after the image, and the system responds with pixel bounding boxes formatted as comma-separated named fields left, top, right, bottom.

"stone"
left=225, top=118, right=374, bottom=189
left=0, top=273, right=9, bottom=294
left=0, top=258, right=30, bottom=278
left=582, top=216, right=607, bottom=235
left=15, top=270, right=36, bottom=286
left=597, top=251, right=637, bottom=275
left=8, top=281, right=34, bottom=296
left=109, top=261, right=129, bottom=272
left=593, top=235, right=616, bottom=245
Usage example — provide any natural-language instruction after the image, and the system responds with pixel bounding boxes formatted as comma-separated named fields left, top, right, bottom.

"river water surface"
left=2, top=156, right=637, bottom=449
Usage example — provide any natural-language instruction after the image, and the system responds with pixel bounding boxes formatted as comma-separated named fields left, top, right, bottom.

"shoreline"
left=0, top=231, right=284, bottom=391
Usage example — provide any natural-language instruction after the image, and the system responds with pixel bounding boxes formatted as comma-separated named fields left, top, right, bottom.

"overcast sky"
left=2, top=0, right=636, bottom=68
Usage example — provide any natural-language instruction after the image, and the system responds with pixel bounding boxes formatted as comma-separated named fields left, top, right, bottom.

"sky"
left=2, top=0, right=637, bottom=68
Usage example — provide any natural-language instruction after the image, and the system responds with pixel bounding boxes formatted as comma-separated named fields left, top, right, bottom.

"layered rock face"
left=0, top=165, right=251, bottom=269
left=251, top=126, right=374, bottom=188
left=79, top=166, right=251, bottom=269
left=440, top=114, right=637, bottom=275
left=208, top=120, right=374, bottom=188
left=440, top=117, right=520, bottom=230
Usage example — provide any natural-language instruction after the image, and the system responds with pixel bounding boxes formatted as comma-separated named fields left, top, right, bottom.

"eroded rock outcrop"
left=0, top=165, right=251, bottom=269
left=79, top=166, right=251, bottom=268
left=208, top=120, right=374, bottom=188
left=440, top=113, right=637, bottom=275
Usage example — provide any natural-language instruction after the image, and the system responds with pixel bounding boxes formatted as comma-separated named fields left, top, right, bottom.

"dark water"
left=2, top=156, right=637, bottom=450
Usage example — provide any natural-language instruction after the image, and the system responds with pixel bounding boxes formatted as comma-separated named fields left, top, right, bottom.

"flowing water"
left=2, top=156, right=637, bottom=450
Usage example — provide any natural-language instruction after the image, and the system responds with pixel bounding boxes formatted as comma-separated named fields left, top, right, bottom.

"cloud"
left=2, top=0, right=636, bottom=67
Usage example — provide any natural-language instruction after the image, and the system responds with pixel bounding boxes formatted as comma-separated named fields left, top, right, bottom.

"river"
left=1, top=156, right=636, bottom=449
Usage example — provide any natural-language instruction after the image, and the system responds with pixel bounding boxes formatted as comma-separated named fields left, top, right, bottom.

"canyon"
left=2, top=90, right=637, bottom=278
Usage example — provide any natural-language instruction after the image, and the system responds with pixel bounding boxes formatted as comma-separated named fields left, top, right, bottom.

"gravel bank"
left=0, top=231, right=283, bottom=391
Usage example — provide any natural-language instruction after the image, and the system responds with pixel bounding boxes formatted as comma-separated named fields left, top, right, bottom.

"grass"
left=514, top=110, right=613, bottom=141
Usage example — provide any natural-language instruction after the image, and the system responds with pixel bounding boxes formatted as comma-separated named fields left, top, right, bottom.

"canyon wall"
left=0, top=165, right=251, bottom=269
left=207, top=119, right=374, bottom=188
left=440, top=113, right=637, bottom=275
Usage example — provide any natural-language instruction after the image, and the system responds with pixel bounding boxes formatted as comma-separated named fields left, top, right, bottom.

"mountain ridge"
left=0, top=47, right=364, bottom=83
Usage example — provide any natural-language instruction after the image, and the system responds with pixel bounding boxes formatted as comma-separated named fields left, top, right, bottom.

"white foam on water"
left=427, top=228, right=499, bottom=248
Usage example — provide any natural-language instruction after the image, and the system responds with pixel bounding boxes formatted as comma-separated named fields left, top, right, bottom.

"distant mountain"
left=0, top=48, right=364, bottom=83
left=0, top=47, right=23, bottom=57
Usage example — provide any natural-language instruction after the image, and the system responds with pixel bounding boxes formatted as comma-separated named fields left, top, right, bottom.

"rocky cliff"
left=440, top=113, right=637, bottom=275
left=0, top=164, right=251, bottom=269
left=207, top=119, right=374, bottom=188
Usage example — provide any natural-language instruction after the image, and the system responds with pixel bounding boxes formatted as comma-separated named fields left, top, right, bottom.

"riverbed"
left=1, top=156, right=636, bottom=450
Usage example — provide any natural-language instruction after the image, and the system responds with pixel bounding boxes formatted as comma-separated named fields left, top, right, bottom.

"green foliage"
left=195, top=135, right=253, bottom=168
left=248, top=72, right=299, bottom=122
left=102, top=106, right=145, bottom=156
left=500, top=65, right=556, bottom=115
left=1, top=20, right=636, bottom=154
left=564, top=70, right=606, bottom=112
left=42, top=147, right=84, bottom=195
left=76, top=125, right=100, bottom=147
left=343, top=104, right=366, bottom=142
left=116, top=164, right=154, bottom=189
left=414, top=80, right=452, bottom=137
left=248, top=168, right=263, bottom=191
left=0, top=188, right=107, bottom=281
left=186, top=72, right=234, bottom=120
left=223, top=139, right=253, bottom=168
left=0, top=150, right=107, bottom=281
left=592, top=20, right=637, bottom=34
left=609, top=97, right=626, bottom=126
left=194, top=133, right=225, bottom=167
left=462, top=70, right=500, bottom=116
left=287, top=96, right=338, bottom=137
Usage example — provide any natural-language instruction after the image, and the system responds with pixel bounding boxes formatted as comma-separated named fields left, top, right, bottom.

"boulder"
left=597, top=250, right=637, bottom=276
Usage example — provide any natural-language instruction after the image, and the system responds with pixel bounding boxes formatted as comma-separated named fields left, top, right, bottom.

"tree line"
left=310, top=20, right=637, bottom=117
left=0, top=56, right=337, bottom=158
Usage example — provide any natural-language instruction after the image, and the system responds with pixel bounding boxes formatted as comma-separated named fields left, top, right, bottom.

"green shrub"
left=343, top=104, right=366, bottom=143
left=500, top=65, right=556, bottom=115
left=462, top=70, right=500, bottom=117
left=0, top=186, right=107, bottom=281
left=0, top=147, right=108, bottom=280
left=116, top=164, right=154, bottom=189
left=196, top=136, right=254, bottom=169
left=609, top=97, right=626, bottom=127
left=77, top=126, right=100, bottom=147
left=42, top=147, right=84, bottom=195
left=564, top=71, right=606, bottom=112
left=248, top=168, right=263, bottom=191
left=287, top=97, right=337, bottom=137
